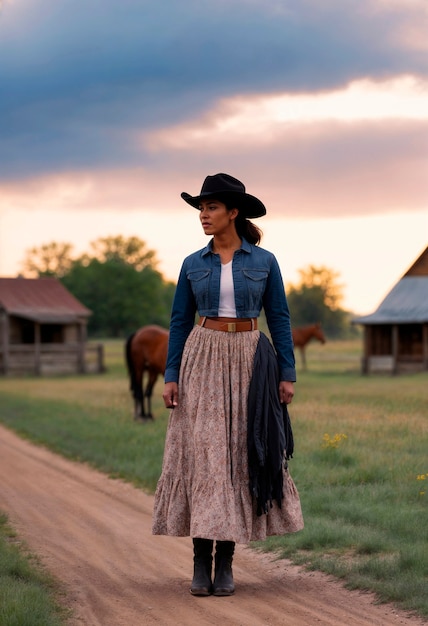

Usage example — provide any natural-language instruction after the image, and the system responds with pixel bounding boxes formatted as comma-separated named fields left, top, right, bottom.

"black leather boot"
left=190, top=538, right=213, bottom=596
left=213, top=540, right=235, bottom=596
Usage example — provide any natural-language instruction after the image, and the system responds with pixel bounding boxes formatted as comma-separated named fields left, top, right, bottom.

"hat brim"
left=180, top=191, right=266, bottom=218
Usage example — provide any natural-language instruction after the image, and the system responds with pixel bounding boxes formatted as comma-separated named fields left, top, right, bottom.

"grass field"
left=0, top=514, right=67, bottom=626
left=0, top=337, right=427, bottom=622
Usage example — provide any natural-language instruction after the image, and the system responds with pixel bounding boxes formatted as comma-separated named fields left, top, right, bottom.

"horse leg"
left=133, top=365, right=145, bottom=420
left=134, top=398, right=143, bottom=419
left=144, top=371, right=157, bottom=420
left=300, top=347, right=307, bottom=371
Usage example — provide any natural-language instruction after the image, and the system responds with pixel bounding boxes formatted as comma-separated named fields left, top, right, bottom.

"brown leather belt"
left=198, top=317, right=258, bottom=332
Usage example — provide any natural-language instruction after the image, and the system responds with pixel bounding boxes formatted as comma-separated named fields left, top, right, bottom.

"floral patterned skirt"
left=152, top=325, right=304, bottom=544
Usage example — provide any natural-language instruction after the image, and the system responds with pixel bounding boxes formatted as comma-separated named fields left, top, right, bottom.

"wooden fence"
left=0, top=343, right=105, bottom=376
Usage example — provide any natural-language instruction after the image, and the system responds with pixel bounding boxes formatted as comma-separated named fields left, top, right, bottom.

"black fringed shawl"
left=247, top=332, right=294, bottom=516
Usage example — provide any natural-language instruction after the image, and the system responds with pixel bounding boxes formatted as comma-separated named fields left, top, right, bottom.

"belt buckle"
left=227, top=322, right=237, bottom=332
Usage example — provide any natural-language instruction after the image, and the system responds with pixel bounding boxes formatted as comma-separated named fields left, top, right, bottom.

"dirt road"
left=0, top=424, right=425, bottom=626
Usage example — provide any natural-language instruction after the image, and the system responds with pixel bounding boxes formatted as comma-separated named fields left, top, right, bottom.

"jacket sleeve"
left=262, top=254, right=296, bottom=382
left=164, top=260, right=197, bottom=383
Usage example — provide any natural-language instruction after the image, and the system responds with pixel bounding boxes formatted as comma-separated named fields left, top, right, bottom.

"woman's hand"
left=163, top=382, right=178, bottom=408
left=279, top=381, right=294, bottom=404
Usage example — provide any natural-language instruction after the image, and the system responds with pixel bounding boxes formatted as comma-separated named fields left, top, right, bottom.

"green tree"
left=20, top=236, right=175, bottom=337
left=62, top=258, right=174, bottom=337
left=286, top=265, right=354, bottom=339
left=294, top=265, right=344, bottom=310
left=21, top=242, right=75, bottom=277
left=85, top=235, right=157, bottom=271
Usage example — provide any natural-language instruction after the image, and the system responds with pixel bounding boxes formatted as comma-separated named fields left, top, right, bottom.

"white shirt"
left=218, top=261, right=237, bottom=317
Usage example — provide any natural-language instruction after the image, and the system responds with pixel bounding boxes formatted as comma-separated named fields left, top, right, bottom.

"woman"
left=152, top=173, right=303, bottom=596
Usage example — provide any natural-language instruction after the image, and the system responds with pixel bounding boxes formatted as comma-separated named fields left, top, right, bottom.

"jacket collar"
left=201, top=237, right=251, bottom=257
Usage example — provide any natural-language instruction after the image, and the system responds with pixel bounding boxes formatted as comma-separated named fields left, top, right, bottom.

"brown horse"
left=292, top=323, right=326, bottom=370
left=125, top=325, right=169, bottom=421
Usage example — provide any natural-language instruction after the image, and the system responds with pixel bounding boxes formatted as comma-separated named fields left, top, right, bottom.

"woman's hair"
left=229, top=206, right=263, bottom=245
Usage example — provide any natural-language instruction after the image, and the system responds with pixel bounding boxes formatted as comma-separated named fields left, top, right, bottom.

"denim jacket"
left=164, top=237, right=296, bottom=383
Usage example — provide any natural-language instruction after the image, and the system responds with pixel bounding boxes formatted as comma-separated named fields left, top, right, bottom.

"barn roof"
left=0, top=277, right=91, bottom=324
left=353, top=246, right=428, bottom=325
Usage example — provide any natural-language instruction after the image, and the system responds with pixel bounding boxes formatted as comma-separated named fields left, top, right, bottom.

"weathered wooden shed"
left=0, top=277, right=104, bottom=376
left=352, top=246, right=428, bottom=375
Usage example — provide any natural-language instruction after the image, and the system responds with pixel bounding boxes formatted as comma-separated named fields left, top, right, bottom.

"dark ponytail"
left=234, top=213, right=263, bottom=245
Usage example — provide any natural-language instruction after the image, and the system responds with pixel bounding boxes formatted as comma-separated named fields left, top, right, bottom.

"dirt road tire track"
left=0, top=424, right=425, bottom=626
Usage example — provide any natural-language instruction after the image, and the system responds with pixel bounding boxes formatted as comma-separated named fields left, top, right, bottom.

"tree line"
left=21, top=236, right=357, bottom=339
left=22, top=237, right=175, bottom=338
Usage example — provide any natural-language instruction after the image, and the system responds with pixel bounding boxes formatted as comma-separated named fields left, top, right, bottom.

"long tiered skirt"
left=152, top=325, right=304, bottom=544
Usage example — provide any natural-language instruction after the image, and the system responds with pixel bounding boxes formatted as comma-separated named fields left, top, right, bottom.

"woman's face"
left=199, top=199, right=238, bottom=236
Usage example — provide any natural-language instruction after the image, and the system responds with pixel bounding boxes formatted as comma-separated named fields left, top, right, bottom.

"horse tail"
left=125, top=332, right=139, bottom=397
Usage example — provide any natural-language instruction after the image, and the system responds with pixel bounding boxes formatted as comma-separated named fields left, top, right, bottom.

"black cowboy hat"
left=181, top=173, right=266, bottom=218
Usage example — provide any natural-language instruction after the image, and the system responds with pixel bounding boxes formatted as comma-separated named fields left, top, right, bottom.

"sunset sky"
left=0, top=0, right=427, bottom=315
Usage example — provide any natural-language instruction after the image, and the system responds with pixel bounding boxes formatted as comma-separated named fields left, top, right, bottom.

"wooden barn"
left=0, top=277, right=104, bottom=376
left=352, top=246, right=428, bottom=375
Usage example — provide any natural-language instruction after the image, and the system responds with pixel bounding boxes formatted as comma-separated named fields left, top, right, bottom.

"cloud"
left=1, top=0, right=427, bottom=316
left=145, top=76, right=428, bottom=147
left=1, top=113, right=426, bottom=221
left=0, top=0, right=427, bottom=179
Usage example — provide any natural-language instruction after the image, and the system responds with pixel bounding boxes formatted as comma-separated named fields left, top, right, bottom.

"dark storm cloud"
left=0, top=0, right=426, bottom=179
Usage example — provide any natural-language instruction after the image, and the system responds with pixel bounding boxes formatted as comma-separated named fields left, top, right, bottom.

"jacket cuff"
left=164, top=368, right=179, bottom=384
left=280, top=367, right=297, bottom=382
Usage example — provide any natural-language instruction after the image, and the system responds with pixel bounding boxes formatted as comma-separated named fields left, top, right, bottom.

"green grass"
left=0, top=514, right=67, bottom=626
left=0, top=338, right=427, bottom=620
